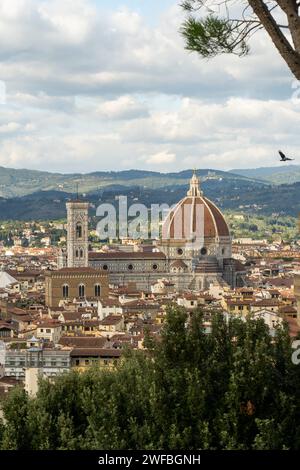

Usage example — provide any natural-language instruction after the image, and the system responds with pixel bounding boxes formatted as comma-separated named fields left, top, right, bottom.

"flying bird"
left=279, top=150, right=294, bottom=161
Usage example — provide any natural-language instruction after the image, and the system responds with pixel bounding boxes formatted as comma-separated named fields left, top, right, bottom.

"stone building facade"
left=45, top=267, right=109, bottom=307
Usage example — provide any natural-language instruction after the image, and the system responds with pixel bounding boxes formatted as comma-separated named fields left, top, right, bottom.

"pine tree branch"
left=248, top=1, right=300, bottom=78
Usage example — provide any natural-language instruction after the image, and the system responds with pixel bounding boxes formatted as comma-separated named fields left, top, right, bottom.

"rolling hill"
left=0, top=166, right=261, bottom=199
left=0, top=165, right=299, bottom=220
left=0, top=178, right=299, bottom=220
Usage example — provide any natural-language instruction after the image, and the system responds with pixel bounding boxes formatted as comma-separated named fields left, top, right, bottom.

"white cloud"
left=0, top=122, right=22, bottom=134
left=144, top=150, right=176, bottom=165
left=0, top=0, right=292, bottom=99
left=0, top=0, right=297, bottom=173
left=95, top=96, right=149, bottom=120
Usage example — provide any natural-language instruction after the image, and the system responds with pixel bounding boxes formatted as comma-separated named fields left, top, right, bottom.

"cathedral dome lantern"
left=187, top=170, right=203, bottom=197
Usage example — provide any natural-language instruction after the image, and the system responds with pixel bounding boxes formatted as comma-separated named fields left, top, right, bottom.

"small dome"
left=162, top=171, right=230, bottom=241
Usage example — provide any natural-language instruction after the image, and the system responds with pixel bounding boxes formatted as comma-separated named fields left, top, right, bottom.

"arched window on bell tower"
left=78, top=284, right=85, bottom=298
left=76, top=223, right=82, bottom=239
left=80, top=248, right=84, bottom=258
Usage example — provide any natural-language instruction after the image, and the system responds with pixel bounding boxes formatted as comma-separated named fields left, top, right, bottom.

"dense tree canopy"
left=181, top=1, right=300, bottom=80
left=1, top=307, right=300, bottom=450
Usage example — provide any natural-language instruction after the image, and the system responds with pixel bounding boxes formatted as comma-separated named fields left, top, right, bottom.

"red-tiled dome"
left=162, top=172, right=230, bottom=241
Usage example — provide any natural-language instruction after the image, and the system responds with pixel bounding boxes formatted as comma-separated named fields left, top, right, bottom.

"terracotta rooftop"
left=264, top=278, right=294, bottom=288
left=59, top=311, right=82, bottom=322
left=0, top=322, right=13, bottom=329
left=279, top=306, right=297, bottom=314
left=37, top=322, right=61, bottom=329
left=7, top=270, right=43, bottom=278
left=227, top=299, right=253, bottom=306
left=100, top=315, right=123, bottom=326
left=62, top=319, right=100, bottom=327
left=110, top=334, right=133, bottom=342
left=254, top=299, right=280, bottom=306
left=122, top=300, right=160, bottom=309
left=99, top=299, right=122, bottom=307
left=70, top=348, right=122, bottom=358
left=59, top=336, right=107, bottom=348
left=46, top=267, right=107, bottom=275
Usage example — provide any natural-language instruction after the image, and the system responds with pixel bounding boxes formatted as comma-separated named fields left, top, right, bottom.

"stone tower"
left=66, top=200, right=89, bottom=268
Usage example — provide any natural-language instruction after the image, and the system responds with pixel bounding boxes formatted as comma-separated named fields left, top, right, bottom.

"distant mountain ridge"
left=0, top=178, right=300, bottom=220
left=0, top=164, right=300, bottom=220
left=1, top=164, right=299, bottom=200
left=0, top=165, right=259, bottom=199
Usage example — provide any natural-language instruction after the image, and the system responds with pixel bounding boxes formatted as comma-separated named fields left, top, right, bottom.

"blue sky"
left=0, top=0, right=298, bottom=173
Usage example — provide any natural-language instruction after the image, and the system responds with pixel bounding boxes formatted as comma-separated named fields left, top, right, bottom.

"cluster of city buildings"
left=0, top=221, right=66, bottom=250
left=1, top=173, right=300, bottom=397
